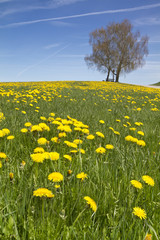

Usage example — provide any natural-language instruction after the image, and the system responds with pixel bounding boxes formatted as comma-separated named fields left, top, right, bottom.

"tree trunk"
left=106, top=69, right=110, bottom=81
left=115, top=65, right=121, bottom=82
left=115, top=73, right=119, bottom=82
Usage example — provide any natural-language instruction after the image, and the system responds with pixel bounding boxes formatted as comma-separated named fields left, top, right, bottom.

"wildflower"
left=87, top=134, right=95, bottom=140
left=116, top=119, right=121, bottom=122
left=108, top=109, right=112, bottom=111
left=114, top=131, right=120, bottom=135
left=30, top=153, right=45, bottom=163
left=21, top=128, right=28, bottom=133
left=33, top=188, right=54, bottom=198
left=137, top=131, right=144, bottom=136
left=81, top=128, right=89, bottom=134
left=145, top=234, right=152, bottom=240
left=137, top=140, right=146, bottom=147
left=70, top=150, right=78, bottom=153
left=31, top=125, right=42, bottom=132
left=67, top=169, right=72, bottom=175
left=129, top=128, right=136, bottom=131
left=125, top=135, right=133, bottom=141
left=130, top=180, right=143, bottom=189
left=7, top=135, right=15, bottom=140
left=48, top=152, right=59, bottom=161
left=24, top=122, right=32, bottom=127
left=0, top=161, right=2, bottom=168
left=124, top=116, right=130, bottom=119
left=51, top=137, right=59, bottom=143
left=0, top=130, right=5, bottom=137
left=0, top=152, right=7, bottom=159
left=63, top=155, right=72, bottom=161
left=58, top=132, right=67, bottom=138
left=80, top=149, right=85, bottom=154
left=2, top=128, right=10, bottom=135
left=142, top=175, right=154, bottom=186
left=48, top=172, right=63, bottom=182
left=39, top=123, right=50, bottom=131
left=96, top=132, right=104, bottom=138
left=76, top=172, right=88, bottom=181
left=40, top=116, right=47, bottom=121
left=21, top=111, right=26, bottom=114
left=55, top=185, right=60, bottom=188
left=84, top=196, right=97, bottom=212
left=37, top=137, right=48, bottom=145
left=33, top=148, right=44, bottom=155
left=133, top=207, right=146, bottom=220
left=50, top=112, right=55, bottom=117
left=96, top=147, right=106, bottom=154
left=73, top=139, right=83, bottom=144
left=106, top=144, right=114, bottom=150
left=9, top=172, right=14, bottom=180
left=21, top=161, right=26, bottom=166
left=99, top=120, right=105, bottom=124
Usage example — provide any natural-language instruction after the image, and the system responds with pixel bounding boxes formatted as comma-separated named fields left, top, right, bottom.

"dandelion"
left=0, top=161, right=2, bottom=168
left=133, top=207, right=146, bottom=220
left=99, top=120, right=105, bottom=124
left=73, top=139, right=83, bottom=144
left=48, top=172, right=63, bottom=182
left=84, top=196, right=97, bottom=212
left=2, top=128, right=10, bottom=135
left=9, top=172, right=14, bottom=180
left=145, top=234, right=152, bottom=240
left=137, top=140, right=146, bottom=147
left=31, top=125, right=42, bottom=132
left=63, top=155, right=72, bottom=161
left=48, top=152, right=59, bottom=161
left=37, top=137, right=48, bottom=145
left=21, top=111, right=26, bottom=114
left=24, top=122, right=32, bottom=127
left=51, top=137, right=59, bottom=143
left=142, top=175, right=154, bottom=186
left=87, top=134, right=95, bottom=140
left=76, top=172, right=88, bottom=181
left=34, top=147, right=45, bottom=153
left=55, top=185, right=60, bottom=189
left=7, top=135, right=15, bottom=140
left=30, top=153, right=45, bottom=163
left=137, top=131, right=144, bottom=136
left=58, top=132, right=67, bottom=138
left=96, top=147, right=106, bottom=154
left=96, top=132, right=104, bottom=138
left=106, top=144, right=114, bottom=150
left=0, top=152, right=7, bottom=159
left=21, top=128, right=28, bottom=133
left=130, top=180, right=143, bottom=189
left=33, top=188, right=54, bottom=198
left=67, top=169, right=72, bottom=175
left=125, top=135, right=133, bottom=141
left=80, top=149, right=85, bottom=154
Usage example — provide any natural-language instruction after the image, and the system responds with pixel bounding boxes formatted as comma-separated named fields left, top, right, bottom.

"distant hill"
left=150, top=82, right=160, bottom=86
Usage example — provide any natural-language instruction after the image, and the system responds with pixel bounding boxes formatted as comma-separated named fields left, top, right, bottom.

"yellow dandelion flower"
left=0, top=161, right=2, bottom=168
left=96, top=132, right=104, bottom=138
left=133, top=207, right=146, bottom=220
left=31, top=125, right=42, bottom=132
left=51, top=137, right=59, bottom=143
left=80, top=149, right=85, bottom=154
left=114, top=131, right=120, bottom=135
left=48, top=172, right=63, bottom=182
left=145, top=234, right=152, bottom=240
left=137, top=131, right=144, bottom=136
left=142, top=175, right=154, bottom=186
left=125, top=135, right=133, bottom=141
left=70, top=149, right=78, bottom=153
left=124, top=116, right=130, bottom=119
left=24, top=122, right=32, bottom=127
left=55, top=185, right=60, bottom=189
left=30, top=153, right=45, bottom=163
left=21, top=128, right=28, bottom=133
left=34, top=147, right=45, bottom=153
left=130, top=180, right=143, bottom=189
left=33, top=188, right=54, bottom=198
left=137, top=140, right=146, bottom=147
left=96, top=147, right=106, bottom=154
left=67, top=169, right=72, bottom=175
left=39, top=123, right=50, bottom=131
left=48, top=152, right=59, bottom=161
left=76, top=172, right=88, bottom=181
left=7, top=135, right=15, bottom=140
left=106, top=144, right=114, bottom=150
left=37, top=137, right=48, bottom=145
left=2, top=128, right=10, bottom=135
left=84, top=196, right=97, bottom=212
left=21, top=111, right=26, bottom=114
left=58, top=132, right=67, bottom=138
left=99, top=120, right=105, bottom=124
left=9, top=172, right=14, bottom=180
left=0, top=152, right=7, bottom=159
left=87, top=134, right=95, bottom=140
left=73, top=139, right=83, bottom=144
left=63, top=155, right=72, bottom=161
left=0, top=130, right=5, bottom=137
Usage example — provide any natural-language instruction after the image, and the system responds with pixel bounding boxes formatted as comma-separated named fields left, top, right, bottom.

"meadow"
left=0, top=81, right=159, bottom=240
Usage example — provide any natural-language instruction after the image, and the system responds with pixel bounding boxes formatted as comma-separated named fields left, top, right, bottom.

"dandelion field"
left=0, top=81, right=160, bottom=240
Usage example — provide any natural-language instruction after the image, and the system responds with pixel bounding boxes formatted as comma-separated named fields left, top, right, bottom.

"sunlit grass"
left=0, top=81, right=159, bottom=239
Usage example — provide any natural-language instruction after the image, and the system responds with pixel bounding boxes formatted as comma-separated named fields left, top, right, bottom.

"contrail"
left=16, top=44, right=70, bottom=77
left=1, top=3, right=160, bottom=28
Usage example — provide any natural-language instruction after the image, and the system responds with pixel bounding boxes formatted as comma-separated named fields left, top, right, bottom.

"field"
left=0, top=81, right=160, bottom=240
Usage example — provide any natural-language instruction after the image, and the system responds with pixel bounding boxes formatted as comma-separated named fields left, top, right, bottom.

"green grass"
left=0, top=81, right=160, bottom=239
left=150, top=82, right=160, bottom=86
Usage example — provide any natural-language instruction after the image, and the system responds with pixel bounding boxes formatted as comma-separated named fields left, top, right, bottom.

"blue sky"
left=0, top=0, right=160, bottom=85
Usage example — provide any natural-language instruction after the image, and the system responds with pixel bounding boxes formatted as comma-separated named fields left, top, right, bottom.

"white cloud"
left=44, top=43, right=60, bottom=50
left=50, top=21, right=75, bottom=27
left=1, top=3, right=160, bottom=28
left=134, top=17, right=160, bottom=26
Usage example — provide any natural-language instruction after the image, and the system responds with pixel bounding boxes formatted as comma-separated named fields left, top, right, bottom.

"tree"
left=85, top=19, right=148, bottom=82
